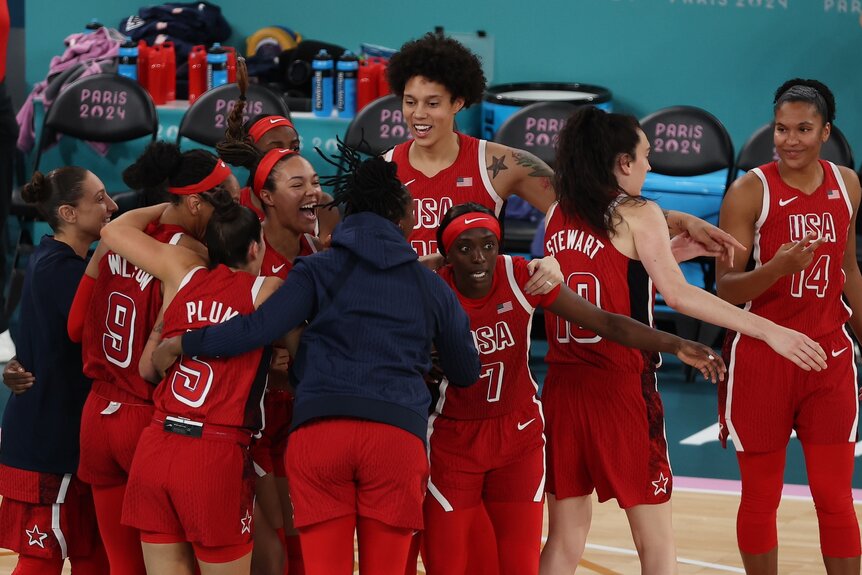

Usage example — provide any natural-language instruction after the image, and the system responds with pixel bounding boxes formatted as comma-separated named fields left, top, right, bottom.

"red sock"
left=12, top=555, right=63, bottom=575
left=485, top=501, right=544, bottom=575
left=356, top=516, right=414, bottom=575
left=298, top=515, right=356, bottom=575
left=803, top=442, right=861, bottom=558
left=285, top=534, right=305, bottom=575
left=736, top=450, right=785, bottom=554
left=92, top=484, right=147, bottom=575
left=422, top=497, right=479, bottom=574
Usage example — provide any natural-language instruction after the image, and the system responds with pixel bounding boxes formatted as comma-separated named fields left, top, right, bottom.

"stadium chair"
left=638, top=106, right=735, bottom=371
left=8, top=74, right=158, bottom=317
left=735, top=122, right=855, bottom=180
left=176, top=82, right=290, bottom=149
left=344, top=94, right=410, bottom=156
left=493, top=101, right=578, bottom=254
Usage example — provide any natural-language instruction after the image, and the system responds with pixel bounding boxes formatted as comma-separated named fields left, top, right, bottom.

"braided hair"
left=773, top=78, right=836, bottom=125
left=318, top=141, right=410, bottom=223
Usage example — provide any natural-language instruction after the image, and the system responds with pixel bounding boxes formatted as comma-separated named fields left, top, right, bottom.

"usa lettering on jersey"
left=788, top=212, right=837, bottom=243
left=414, top=196, right=454, bottom=230
left=472, top=321, right=515, bottom=355
left=106, top=252, right=155, bottom=291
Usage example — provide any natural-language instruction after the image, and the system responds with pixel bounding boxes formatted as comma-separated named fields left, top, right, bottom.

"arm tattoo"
left=487, top=155, right=508, bottom=179
left=511, top=151, right=554, bottom=178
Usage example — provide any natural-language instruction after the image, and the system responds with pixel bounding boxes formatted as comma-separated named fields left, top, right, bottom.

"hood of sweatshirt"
left=331, top=212, right=418, bottom=270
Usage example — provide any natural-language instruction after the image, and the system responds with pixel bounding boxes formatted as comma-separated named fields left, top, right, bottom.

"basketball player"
left=0, top=167, right=115, bottom=574
left=424, top=203, right=724, bottom=575
left=717, top=79, right=862, bottom=575
left=539, top=106, right=828, bottom=575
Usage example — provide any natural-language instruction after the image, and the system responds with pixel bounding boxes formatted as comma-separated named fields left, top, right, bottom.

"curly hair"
left=555, top=107, right=644, bottom=235
left=387, top=33, right=486, bottom=107
left=773, top=78, right=836, bottom=125
left=123, top=141, right=226, bottom=206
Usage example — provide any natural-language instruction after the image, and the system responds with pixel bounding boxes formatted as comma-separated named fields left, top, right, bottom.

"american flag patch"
left=827, top=189, right=841, bottom=200
left=497, top=301, right=513, bottom=314
left=456, top=177, right=473, bottom=187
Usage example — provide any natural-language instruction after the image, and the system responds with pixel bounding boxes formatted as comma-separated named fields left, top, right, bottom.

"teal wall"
left=24, top=0, right=862, bottom=163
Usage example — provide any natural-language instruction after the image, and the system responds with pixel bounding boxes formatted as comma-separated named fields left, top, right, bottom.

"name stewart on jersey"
left=106, top=253, right=155, bottom=292
left=472, top=321, right=515, bottom=355
left=545, top=228, right=606, bottom=260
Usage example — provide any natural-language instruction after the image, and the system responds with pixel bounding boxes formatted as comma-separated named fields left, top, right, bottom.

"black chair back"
left=343, top=95, right=410, bottom=155
left=493, top=101, right=578, bottom=168
left=177, top=83, right=291, bottom=148
left=639, top=106, right=734, bottom=177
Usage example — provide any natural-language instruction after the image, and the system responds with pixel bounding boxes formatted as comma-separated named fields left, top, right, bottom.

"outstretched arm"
left=547, top=287, right=725, bottom=382
left=484, top=142, right=556, bottom=213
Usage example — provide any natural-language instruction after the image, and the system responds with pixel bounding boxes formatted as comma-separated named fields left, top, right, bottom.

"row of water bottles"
left=312, top=49, right=392, bottom=119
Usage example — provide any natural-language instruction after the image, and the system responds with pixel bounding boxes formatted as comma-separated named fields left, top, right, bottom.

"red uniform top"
left=157, top=265, right=267, bottom=430
left=385, top=133, right=504, bottom=257
left=260, top=233, right=318, bottom=280
left=239, top=186, right=266, bottom=222
left=82, top=220, right=187, bottom=403
left=436, top=255, right=559, bottom=420
left=745, top=160, right=852, bottom=338
left=543, top=202, right=658, bottom=374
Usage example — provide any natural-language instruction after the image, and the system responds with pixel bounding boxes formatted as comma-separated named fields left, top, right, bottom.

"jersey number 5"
left=170, top=356, right=215, bottom=408
left=103, top=292, right=137, bottom=368
left=556, top=272, right=602, bottom=344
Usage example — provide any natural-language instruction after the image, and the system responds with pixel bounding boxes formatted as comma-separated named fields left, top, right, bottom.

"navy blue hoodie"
left=183, top=212, right=480, bottom=442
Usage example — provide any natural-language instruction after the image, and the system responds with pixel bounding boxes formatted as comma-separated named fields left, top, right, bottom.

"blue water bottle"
left=312, top=49, right=334, bottom=117
left=117, top=38, right=138, bottom=81
left=336, top=51, right=359, bottom=119
left=207, top=43, right=228, bottom=90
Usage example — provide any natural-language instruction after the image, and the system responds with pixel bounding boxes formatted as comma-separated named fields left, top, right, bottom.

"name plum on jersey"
left=185, top=301, right=239, bottom=325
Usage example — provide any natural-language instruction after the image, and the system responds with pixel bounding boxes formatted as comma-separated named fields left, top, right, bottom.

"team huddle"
left=1, top=32, right=860, bottom=575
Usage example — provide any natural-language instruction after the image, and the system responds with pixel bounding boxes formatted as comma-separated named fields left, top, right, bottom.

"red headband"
left=248, top=116, right=296, bottom=143
left=253, top=148, right=297, bottom=198
left=441, top=212, right=501, bottom=254
left=167, top=160, right=232, bottom=195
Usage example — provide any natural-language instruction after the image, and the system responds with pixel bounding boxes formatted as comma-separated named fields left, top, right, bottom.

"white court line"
left=541, top=537, right=746, bottom=573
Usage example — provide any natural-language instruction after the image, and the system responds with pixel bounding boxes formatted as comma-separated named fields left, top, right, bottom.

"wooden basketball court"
left=0, top=486, right=845, bottom=574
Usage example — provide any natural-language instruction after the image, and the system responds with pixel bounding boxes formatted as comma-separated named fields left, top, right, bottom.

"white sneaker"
left=0, top=330, right=15, bottom=363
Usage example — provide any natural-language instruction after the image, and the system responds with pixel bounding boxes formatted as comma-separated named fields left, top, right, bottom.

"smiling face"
left=72, top=172, right=117, bottom=237
left=774, top=101, right=830, bottom=170
left=446, top=227, right=499, bottom=297
left=402, top=76, right=464, bottom=148
left=260, top=155, right=321, bottom=234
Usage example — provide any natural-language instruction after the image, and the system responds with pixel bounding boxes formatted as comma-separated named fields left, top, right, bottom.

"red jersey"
left=157, top=265, right=267, bottom=430
left=260, top=233, right=318, bottom=280
left=82, top=221, right=187, bottom=403
left=436, top=255, right=559, bottom=419
left=385, top=133, right=504, bottom=257
left=543, top=202, right=658, bottom=374
left=744, top=160, right=852, bottom=338
left=239, top=187, right=266, bottom=222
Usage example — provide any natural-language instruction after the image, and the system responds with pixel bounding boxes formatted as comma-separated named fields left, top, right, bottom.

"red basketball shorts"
left=0, top=466, right=99, bottom=559
left=543, top=365, right=672, bottom=509
left=427, top=401, right=545, bottom=510
left=720, top=328, right=858, bottom=452
left=77, top=390, right=154, bottom=486
left=122, top=424, right=256, bottom=548
left=286, top=418, right=428, bottom=530
left=251, top=389, right=294, bottom=477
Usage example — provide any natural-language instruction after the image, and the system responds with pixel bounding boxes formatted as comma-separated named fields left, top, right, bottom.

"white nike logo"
left=832, top=347, right=848, bottom=358
left=404, top=178, right=416, bottom=187
left=517, top=418, right=536, bottom=431
left=271, top=264, right=286, bottom=274
left=269, top=118, right=284, bottom=124
left=464, top=217, right=489, bottom=225
left=778, top=196, right=798, bottom=207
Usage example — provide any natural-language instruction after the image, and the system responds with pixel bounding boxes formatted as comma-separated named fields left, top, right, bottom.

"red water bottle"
left=148, top=45, right=166, bottom=105
left=162, top=41, right=176, bottom=101
left=357, top=60, right=377, bottom=111
left=225, top=46, right=237, bottom=83
left=188, top=45, right=207, bottom=103
left=136, top=40, right=149, bottom=88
